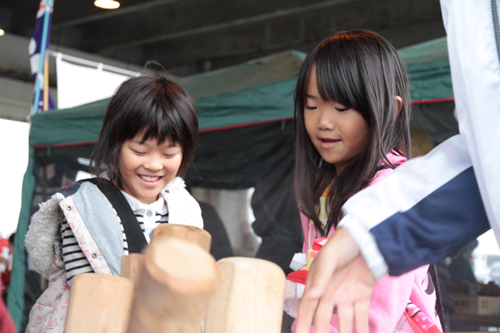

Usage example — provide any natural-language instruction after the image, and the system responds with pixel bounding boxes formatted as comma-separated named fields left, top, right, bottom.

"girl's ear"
left=395, top=96, right=403, bottom=117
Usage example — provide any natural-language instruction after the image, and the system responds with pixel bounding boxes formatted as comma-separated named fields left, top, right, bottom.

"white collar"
left=121, top=191, right=168, bottom=215
left=164, top=177, right=185, bottom=192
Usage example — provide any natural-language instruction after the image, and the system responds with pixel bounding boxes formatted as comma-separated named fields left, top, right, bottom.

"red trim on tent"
left=198, top=117, right=295, bottom=133
left=411, top=98, right=454, bottom=105
left=30, top=141, right=99, bottom=149
left=29, top=118, right=296, bottom=148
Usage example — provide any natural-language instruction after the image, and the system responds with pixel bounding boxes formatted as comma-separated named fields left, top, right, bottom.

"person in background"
left=0, top=298, right=15, bottom=333
left=0, top=233, right=14, bottom=305
left=448, top=240, right=479, bottom=284
left=198, top=201, right=234, bottom=260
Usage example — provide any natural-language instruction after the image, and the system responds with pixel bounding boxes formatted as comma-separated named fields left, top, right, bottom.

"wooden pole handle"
left=126, top=237, right=217, bottom=333
left=65, top=274, right=134, bottom=333
left=204, top=257, right=286, bottom=333
left=121, top=253, right=145, bottom=286
left=121, top=225, right=211, bottom=285
left=151, top=224, right=212, bottom=252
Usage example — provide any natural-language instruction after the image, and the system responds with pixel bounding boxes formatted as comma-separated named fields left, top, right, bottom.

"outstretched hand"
left=295, top=228, right=375, bottom=333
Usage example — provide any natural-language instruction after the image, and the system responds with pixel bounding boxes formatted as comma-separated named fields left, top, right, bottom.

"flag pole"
left=43, top=58, right=49, bottom=111
left=32, top=0, right=52, bottom=115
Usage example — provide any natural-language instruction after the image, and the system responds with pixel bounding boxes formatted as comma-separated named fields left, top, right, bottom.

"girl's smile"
left=138, top=174, right=163, bottom=186
left=318, top=137, right=341, bottom=149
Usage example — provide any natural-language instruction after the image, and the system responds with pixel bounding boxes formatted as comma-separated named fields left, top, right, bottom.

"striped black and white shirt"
left=61, top=192, right=169, bottom=284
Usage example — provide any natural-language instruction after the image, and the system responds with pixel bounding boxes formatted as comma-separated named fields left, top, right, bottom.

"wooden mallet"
left=121, top=224, right=212, bottom=286
left=204, top=257, right=286, bottom=333
left=65, top=273, right=135, bottom=333
left=126, top=236, right=217, bottom=333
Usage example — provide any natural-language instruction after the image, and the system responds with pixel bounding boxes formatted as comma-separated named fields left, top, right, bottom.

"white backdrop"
left=56, top=56, right=135, bottom=109
left=0, top=119, right=29, bottom=238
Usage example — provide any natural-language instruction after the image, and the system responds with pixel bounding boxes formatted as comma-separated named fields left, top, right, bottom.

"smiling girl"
left=25, top=74, right=201, bottom=332
left=284, top=30, right=441, bottom=333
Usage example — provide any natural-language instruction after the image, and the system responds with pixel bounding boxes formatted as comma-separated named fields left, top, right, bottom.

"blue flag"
left=29, top=0, right=56, bottom=114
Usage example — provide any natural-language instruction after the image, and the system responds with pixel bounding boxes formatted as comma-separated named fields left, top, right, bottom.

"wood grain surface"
left=204, top=257, right=286, bottom=333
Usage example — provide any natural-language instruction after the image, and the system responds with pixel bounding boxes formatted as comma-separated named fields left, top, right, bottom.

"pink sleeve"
left=371, top=266, right=439, bottom=332
left=366, top=272, right=416, bottom=332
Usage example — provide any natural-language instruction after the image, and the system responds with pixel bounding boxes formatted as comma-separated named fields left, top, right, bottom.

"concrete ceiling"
left=2, top=0, right=446, bottom=76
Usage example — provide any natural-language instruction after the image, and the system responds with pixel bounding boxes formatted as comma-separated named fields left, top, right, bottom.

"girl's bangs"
left=138, top=109, right=177, bottom=145
left=128, top=99, right=184, bottom=147
left=313, top=43, right=363, bottom=111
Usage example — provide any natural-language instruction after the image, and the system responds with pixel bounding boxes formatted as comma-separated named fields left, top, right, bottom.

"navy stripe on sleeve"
left=371, top=167, right=490, bottom=276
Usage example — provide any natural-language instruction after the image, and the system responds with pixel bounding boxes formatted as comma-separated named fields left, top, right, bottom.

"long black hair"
left=294, top=30, right=411, bottom=235
left=90, top=74, right=198, bottom=187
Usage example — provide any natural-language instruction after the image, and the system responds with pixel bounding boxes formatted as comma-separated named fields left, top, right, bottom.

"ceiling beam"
left=100, top=0, right=358, bottom=51
left=149, top=16, right=445, bottom=67
left=52, top=0, right=184, bottom=29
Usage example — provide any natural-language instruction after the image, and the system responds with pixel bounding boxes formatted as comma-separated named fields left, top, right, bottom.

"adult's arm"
left=340, top=135, right=490, bottom=277
left=340, top=0, right=500, bottom=278
left=443, top=0, right=500, bottom=243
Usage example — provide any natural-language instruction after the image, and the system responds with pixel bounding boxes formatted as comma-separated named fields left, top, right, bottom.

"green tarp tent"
left=9, top=37, right=456, bottom=331
left=29, top=37, right=453, bottom=148
left=398, top=36, right=452, bottom=102
left=29, top=50, right=305, bottom=148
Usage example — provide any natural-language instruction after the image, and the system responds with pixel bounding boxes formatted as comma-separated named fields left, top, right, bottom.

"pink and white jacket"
left=284, top=153, right=441, bottom=333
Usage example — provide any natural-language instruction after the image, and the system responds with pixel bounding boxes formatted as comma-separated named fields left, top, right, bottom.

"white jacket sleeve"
left=338, top=0, right=500, bottom=279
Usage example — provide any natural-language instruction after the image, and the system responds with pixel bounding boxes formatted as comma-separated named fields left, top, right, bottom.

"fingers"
left=311, top=264, right=343, bottom=333
left=337, top=300, right=369, bottom=333
left=353, top=300, right=370, bottom=333
left=295, top=296, right=318, bottom=333
left=296, top=273, right=330, bottom=332
left=313, top=295, right=336, bottom=333
left=296, top=230, right=366, bottom=333
left=337, top=305, right=354, bottom=333
left=297, top=247, right=338, bottom=332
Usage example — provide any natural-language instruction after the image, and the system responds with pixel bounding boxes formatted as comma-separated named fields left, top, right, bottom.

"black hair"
left=90, top=74, right=198, bottom=187
left=294, top=30, right=411, bottom=235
